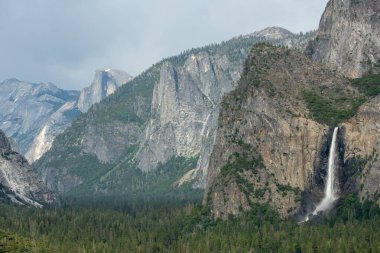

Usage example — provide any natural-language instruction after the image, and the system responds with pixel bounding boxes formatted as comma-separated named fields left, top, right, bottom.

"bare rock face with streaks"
left=342, top=96, right=380, bottom=205
left=0, top=69, right=132, bottom=164
left=35, top=28, right=316, bottom=195
left=0, top=79, right=80, bottom=161
left=204, top=44, right=362, bottom=219
left=136, top=52, right=239, bottom=173
left=306, top=0, right=380, bottom=78
left=0, top=130, right=54, bottom=206
left=77, top=69, right=133, bottom=113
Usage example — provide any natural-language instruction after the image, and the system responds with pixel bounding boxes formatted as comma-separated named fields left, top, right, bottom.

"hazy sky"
left=0, top=0, right=329, bottom=90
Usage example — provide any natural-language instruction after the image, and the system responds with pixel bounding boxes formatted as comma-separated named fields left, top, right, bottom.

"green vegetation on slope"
left=36, top=31, right=316, bottom=198
left=221, top=151, right=264, bottom=178
left=351, top=73, right=380, bottom=97
left=0, top=194, right=380, bottom=252
left=302, top=90, right=365, bottom=126
left=0, top=229, right=47, bottom=253
left=303, top=73, right=380, bottom=126
left=67, top=156, right=201, bottom=197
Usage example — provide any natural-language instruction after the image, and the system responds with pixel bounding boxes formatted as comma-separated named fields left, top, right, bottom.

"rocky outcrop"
left=77, top=69, right=133, bottom=113
left=204, top=44, right=361, bottom=219
left=342, top=95, right=380, bottom=204
left=35, top=69, right=153, bottom=194
left=35, top=28, right=316, bottom=195
left=135, top=51, right=239, bottom=173
left=0, top=130, right=54, bottom=206
left=137, top=28, right=315, bottom=183
left=25, top=101, right=80, bottom=163
left=0, top=79, right=80, bottom=161
left=306, top=0, right=380, bottom=78
left=0, top=69, right=132, bottom=164
left=249, top=26, right=293, bottom=40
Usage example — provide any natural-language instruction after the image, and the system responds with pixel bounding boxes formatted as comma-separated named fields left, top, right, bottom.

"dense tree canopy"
left=0, top=194, right=379, bottom=252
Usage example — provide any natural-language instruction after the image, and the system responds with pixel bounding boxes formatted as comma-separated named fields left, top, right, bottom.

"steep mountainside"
left=205, top=0, right=380, bottom=220
left=77, top=69, right=133, bottom=113
left=35, top=28, right=316, bottom=195
left=343, top=94, right=380, bottom=205
left=306, top=0, right=380, bottom=78
left=25, top=100, right=80, bottom=163
left=0, top=69, right=131, bottom=163
left=204, top=44, right=366, bottom=219
left=26, top=69, right=132, bottom=163
left=0, top=79, right=80, bottom=159
left=0, top=130, right=54, bottom=207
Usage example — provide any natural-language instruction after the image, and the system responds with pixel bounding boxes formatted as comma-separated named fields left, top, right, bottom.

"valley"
left=0, top=0, right=379, bottom=252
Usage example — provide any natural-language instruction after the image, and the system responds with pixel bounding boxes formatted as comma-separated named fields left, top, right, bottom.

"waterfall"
left=313, top=127, right=339, bottom=215
left=302, top=127, right=339, bottom=222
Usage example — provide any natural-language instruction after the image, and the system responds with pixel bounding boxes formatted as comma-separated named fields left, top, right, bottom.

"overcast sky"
left=0, top=0, right=329, bottom=90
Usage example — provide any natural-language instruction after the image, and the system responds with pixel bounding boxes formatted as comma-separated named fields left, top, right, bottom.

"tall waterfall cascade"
left=303, top=127, right=339, bottom=222
left=313, top=127, right=339, bottom=214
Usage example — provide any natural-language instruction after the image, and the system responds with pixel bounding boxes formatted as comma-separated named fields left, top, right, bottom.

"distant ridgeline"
left=35, top=27, right=315, bottom=198
left=0, top=69, right=132, bottom=164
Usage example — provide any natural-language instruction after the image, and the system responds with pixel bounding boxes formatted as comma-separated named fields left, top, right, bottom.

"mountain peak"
left=306, top=0, right=380, bottom=78
left=77, top=69, right=133, bottom=113
left=250, top=26, right=294, bottom=40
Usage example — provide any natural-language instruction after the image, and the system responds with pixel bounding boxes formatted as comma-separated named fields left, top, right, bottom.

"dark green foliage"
left=302, top=90, right=365, bottom=126
left=163, top=30, right=315, bottom=68
left=88, top=67, right=159, bottom=125
left=92, top=156, right=201, bottom=197
left=0, top=194, right=380, bottom=252
left=35, top=29, right=316, bottom=200
left=221, top=152, right=263, bottom=177
left=276, top=183, right=300, bottom=194
left=351, top=73, right=380, bottom=97
left=254, top=188, right=267, bottom=198
left=221, top=139, right=264, bottom=179
left=323, top=194, right=380, bottom=224
left=344, top=156, right=369, bottom=179
left=0, top=229, right=47, bottom=252
left=302, top=73, right=380, bottom=126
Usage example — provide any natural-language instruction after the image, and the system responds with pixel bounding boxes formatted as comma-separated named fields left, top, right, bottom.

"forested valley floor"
left=0, top=194, right=379, bottom=253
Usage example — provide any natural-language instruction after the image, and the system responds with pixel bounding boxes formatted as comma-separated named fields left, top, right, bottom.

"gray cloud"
left=0, top=0, right=329, bottom=90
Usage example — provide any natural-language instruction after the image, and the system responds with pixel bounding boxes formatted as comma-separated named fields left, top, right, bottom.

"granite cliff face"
left=36, top=28, right=316, bottom=195
left=204, top=44, right=364, bottom=219
left=0, top=79, right=80, bottom=161
left=25, top=101, right=80, bottom=163
left=0, top=130, right=54, bottom=206
left=136, top=28, right=315, bottom=187
left=0, top=69, right=132, bottom=164
left=135, top=50, right=239, bottom=173
left=306, top=0, right=380, bottom=78
left=342, top=96, right=380, bottom=205
left=77, top=69, right=133, bottom=113
left=205, top=0, right=380, bottom=219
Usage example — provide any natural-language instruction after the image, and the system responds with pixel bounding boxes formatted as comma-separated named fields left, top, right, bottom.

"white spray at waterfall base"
left=302, top=127, right=339, bottom=222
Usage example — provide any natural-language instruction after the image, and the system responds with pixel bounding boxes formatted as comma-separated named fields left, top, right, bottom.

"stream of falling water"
left=302, top=127, right=339, bottom=222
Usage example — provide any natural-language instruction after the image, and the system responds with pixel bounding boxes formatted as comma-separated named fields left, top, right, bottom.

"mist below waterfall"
left=302, top=127, right=339, bottom=222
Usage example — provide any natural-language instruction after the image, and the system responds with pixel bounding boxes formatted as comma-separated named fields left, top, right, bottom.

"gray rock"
left=306, top=0, right=380, bottom=78
left=0, top=79, right=80, bottom=160
left=0, top=129, right=54, bottom=206
left=36, top=28, right=316, bottom=195
left=136, top=52, right=238, bottom=174
left=0, top=69, right=132, bottom=164
left=25, top=101, right=81, bottom=163
left=204, top=44, right=354, bottom=219
left=249, top=26, right=294, bottom=40
left=77, top=69, right=133, bottom=113
left=0, top=129, right=11, bottom=152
